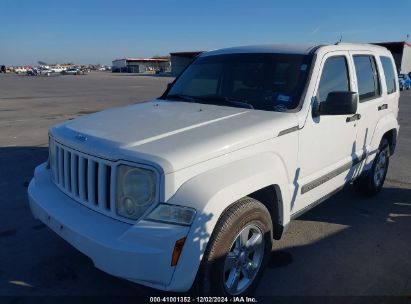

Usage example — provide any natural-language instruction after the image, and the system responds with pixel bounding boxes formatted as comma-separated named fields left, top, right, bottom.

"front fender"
left=166, top=153, right=291, bottom=292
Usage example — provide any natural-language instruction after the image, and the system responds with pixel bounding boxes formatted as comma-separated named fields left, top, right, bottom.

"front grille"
left=50, top=139, right=116, bottom=216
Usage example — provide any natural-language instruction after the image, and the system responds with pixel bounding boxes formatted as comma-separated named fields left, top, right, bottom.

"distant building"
left=373, top=41, right=411, bottom=73
left=170, top=51, right=203, bottom=76
left=112, top=58, right=170, bottom=73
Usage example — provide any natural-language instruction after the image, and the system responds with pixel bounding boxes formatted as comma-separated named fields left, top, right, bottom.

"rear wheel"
left=193, top=197, right=272, bottom=296
left=354, top=138, right=390, bottom=196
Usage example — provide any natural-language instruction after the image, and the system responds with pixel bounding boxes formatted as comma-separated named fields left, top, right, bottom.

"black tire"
left=192, top=197, right=272, bottom=296
left=354, top=138, right=390, bottom=196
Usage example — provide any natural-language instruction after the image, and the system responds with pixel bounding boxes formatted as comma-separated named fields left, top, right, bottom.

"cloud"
left=309, top=26, right=321, bottom=36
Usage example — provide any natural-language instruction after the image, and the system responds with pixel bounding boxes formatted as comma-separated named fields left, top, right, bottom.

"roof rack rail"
left=309, top=45, right=325, bottom=54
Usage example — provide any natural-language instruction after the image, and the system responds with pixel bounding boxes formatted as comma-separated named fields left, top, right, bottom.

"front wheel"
left=193, top=197, right=272, bottom=296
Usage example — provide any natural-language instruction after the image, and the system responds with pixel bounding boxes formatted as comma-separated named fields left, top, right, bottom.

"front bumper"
left=28, top=163, right=190, bottom=291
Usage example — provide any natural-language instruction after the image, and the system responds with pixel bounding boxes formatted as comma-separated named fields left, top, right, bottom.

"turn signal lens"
left=171, top=237, right=186, bottom=266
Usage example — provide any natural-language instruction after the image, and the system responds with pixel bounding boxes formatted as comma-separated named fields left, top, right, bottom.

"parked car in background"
left=26, top=68, right=38, bottom=76
left=77, top=68, right=87, bottom=75
left=398, top=73, right=411, bottom=90
left=61, top=68, right=79, bottom=75
left=61, top=68, right=87, bottom=75
left=49, top=65, right=67, bottom=73
left=13, top=67, right=28, bottom=74
left=28, top=43, right=399, bottom=296
left=39, top=68, right=52, bottom=76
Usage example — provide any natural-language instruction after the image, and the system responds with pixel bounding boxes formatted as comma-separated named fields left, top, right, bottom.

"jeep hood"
left=51, top=100, right=298, bottom=173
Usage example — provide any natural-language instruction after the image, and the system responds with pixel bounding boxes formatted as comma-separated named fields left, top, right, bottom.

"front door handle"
left=346, top=113, right=361, bottom=123
left=378, top=104, right=388, bottom=111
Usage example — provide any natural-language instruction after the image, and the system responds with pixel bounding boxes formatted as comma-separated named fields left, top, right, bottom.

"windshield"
left=165, top=53, right=313, bottom=112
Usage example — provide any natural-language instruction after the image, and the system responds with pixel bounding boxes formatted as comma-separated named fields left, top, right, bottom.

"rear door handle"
left=378, top=104, right=388, bottom=111
left=346, top=113, right=361, bottom=123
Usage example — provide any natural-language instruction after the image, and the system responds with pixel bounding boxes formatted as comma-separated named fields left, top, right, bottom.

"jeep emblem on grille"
left=75, top=133, right=87, bottom=142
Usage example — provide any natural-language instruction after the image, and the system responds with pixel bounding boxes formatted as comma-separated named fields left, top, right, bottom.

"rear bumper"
left=28, top=163, right=190, bottom=291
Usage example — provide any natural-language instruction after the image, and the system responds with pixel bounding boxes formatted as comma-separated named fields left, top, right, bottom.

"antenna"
left=335, top=35, right=343, bottom=45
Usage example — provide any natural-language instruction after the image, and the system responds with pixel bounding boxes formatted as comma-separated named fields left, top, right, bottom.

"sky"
left=1, top=0, right=410, bottom=66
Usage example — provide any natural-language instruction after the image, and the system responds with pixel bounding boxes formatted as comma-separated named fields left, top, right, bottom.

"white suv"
left=28, top=43, right=399, bottom=296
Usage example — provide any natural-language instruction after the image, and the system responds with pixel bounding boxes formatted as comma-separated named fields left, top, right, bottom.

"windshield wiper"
left=224, top=97, right=254, bottom=109
left=166, top=94, right=254, bottom=109
left=196, top=95, right=254, bottom=109
left=166, top=94, right=197, bottom=103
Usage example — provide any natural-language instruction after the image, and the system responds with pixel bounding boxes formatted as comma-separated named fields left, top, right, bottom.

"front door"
left=293, top=51, right=358, bottom=214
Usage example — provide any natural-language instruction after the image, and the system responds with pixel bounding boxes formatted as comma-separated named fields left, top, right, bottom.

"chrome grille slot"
left=70, top=154, right=79, bottom=197
left=105, top=165, right=111, bottom=210
left=94, top=162, right=99, bottom=206
left=50, top=139, right=114, bottom=216
left=87, top=159, right=96, bottom=205
left=84, top=158, right=89, bottom=201
left=78, top=157, right=87, bottom=201
left=97, top=162, right=107, bottom=209
left=64, top=150, right=70, bottom=191
left=58, top=146, right=64, bottom=186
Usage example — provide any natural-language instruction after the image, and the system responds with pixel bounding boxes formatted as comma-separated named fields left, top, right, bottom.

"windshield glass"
left=165, top=53, right=313, bottom=111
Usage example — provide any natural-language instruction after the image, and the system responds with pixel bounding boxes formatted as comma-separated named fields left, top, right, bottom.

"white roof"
left=201, top=43, right=389, bottom=57
left=202, top=44, right=318, bottom=56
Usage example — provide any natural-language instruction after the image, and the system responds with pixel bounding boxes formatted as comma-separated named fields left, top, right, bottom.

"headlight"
left=146, top=204, right=196, bottom=226
left=116, top=165, right=157, bottom=220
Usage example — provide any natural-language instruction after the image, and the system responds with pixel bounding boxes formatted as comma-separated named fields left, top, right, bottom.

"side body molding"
left=166, top=153, right=291, bottom=291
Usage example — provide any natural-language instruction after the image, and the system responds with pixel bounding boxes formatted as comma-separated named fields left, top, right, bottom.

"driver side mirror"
left=314, top=91, right=358, bottom=116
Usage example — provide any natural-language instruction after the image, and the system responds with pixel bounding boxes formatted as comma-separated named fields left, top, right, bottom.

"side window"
left=353, top=55, right=381, bottom=102
left=317, top=56, right=350, bottom=103
left=380, top=56, right=397, bottom=94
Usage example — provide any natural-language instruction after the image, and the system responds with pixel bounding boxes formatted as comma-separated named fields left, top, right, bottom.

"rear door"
left=349, top=52, right=384, bottom=164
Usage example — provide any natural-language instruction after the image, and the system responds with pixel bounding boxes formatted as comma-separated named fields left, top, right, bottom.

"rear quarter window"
left=380, top=56, right=397, bottom=94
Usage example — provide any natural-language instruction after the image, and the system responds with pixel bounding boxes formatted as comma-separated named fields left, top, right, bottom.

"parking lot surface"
left=0, top=72, right=410, bottom=297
